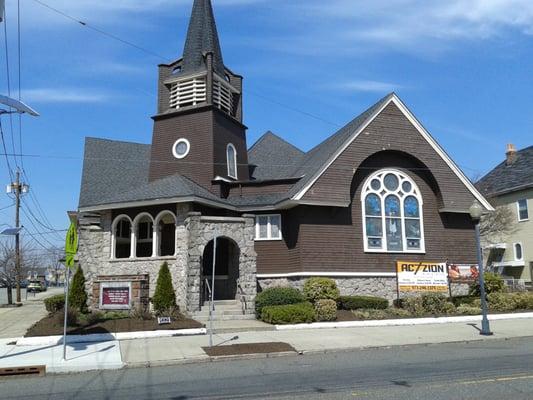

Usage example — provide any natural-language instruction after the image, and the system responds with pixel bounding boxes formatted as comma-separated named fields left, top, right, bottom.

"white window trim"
left=255, top=214, right=282, bottom=241
left=517, top=199, right=529, bottom=222
left=361, top=169, right=426, bottom=254
left=513, top=242, right=524, bottom=261
left=111, top=214, right=133, bottom=260
left=226, top=143, right=238, bottom=179
left=172, top=138, right=190, bottom=159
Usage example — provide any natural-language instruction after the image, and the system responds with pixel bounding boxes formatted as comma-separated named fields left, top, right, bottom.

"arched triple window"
left=362, top=169, right=425, bottom=253
left=112, top=215, right=132, bottom=259
left=111, top=211, right=177, bottom=259
left=227, top=143, right=237, bottom=179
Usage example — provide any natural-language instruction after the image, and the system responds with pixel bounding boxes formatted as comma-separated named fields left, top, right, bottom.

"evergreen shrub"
left=255, top=286, right=305, bottom=317
left=261, top=302, right=316, bottom=324
left=303, top=277, right=339, bottom=303
left=338, top=295, right=388, bottom=310
left=68, top=266, right=88, bottom=313
left=152, top=262, right=177, bottom=315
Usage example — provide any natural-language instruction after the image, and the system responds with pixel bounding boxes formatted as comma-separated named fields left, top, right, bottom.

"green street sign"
left=65, top=221, right=78, bottom=268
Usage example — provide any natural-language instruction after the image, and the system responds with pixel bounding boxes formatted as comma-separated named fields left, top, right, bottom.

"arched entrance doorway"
left=201, top=237, right=240, bottom=302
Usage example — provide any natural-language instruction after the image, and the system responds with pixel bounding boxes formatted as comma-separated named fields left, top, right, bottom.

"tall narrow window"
left=362, top=169, right=424, bottom=253
left=134, top=214, right=154, bottom=258
left=113, top=216, right=132, bottom=259
left=517, top=199, right=529, bottom=221
left=514, top=243, right=523, bottom=261
left=156, top=211, right=176, bottom=257
left=227, top=143, right=237, bottom=179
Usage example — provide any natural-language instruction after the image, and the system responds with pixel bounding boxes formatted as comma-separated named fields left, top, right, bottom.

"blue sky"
left=1, top=0, right=532, bottom=249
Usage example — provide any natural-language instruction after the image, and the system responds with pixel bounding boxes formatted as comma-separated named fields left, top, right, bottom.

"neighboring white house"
left=477, top=144, right=533, bottom=287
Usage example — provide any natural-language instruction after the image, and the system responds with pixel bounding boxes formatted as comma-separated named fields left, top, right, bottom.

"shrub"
left=255, top=287, right=305, bottom=317
left=303, top=277, right=339, bottom=303
left=152, top=262, right=177, bottom=315
left=54, top=307, right=79, bottom=327
left=421, top=293, right=455, bottom=315
left=456, top=305, right=481, bottom=315
left=130, top=305, right=153, bottom=320
left=510, top=292, right=533, bottom=310
left=68, top=266, right=88, bottom=313
left=103, top=311, right=130, bottom=320
left=487, top=293, right=517, bottom=312
left=261, top=302, right=316, bottom=324
left=387, top=308, right=411, bottom=318
left=44, top=294, right=65, bottom=313
left=450, top=295, right=478, bottom=307
left=315, top=299, right=337, bottom=321
left=470, top=272, right=505, bottom=296
left=85, top=311, right=104, bottom=325
left=351, top=309, right=389, bottom=320
left=338, top=295, right=388, bottom=310
left=401, top=297, right=426, bottom=316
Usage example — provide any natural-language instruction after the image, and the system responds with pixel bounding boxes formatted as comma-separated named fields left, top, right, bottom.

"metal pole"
left=209, top=229, right=217, bottom=347
left=475, top=222, right=492, bottom=336
left=63, top=267, right=70, bottom=360
left=14, top=170, right=21, bottom=304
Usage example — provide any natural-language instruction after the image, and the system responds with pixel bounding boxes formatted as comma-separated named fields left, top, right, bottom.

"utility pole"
left=7, top=169, right=29, bottom=304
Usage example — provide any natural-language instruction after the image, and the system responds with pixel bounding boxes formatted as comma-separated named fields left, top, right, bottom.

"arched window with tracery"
left=112, top=215, right=132, bottom=259
left=361, top=169, right=424, bottom=253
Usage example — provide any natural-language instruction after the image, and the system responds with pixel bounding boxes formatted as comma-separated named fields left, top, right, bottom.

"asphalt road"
left=1, top=337, right=532, bottom=400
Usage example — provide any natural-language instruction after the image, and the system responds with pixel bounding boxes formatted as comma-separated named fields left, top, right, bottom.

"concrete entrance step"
left=194, top=310, right=248, bottom=318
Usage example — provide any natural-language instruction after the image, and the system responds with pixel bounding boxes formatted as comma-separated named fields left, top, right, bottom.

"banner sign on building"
left=448, top=264, right=479, bottom=283
left=396, top=261, right=449, bottom=293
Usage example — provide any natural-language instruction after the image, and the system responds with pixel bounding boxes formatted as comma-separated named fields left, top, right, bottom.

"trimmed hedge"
left=469, top=272, right=505, bottom=296
left=44, top=294, right=65, bottom=313
left=338, top=295, right=388, bottom=310
left=450, top=295, right=478, bottom=307
left=261, top=302, right=316, bottom=325
left=315, top=299, right=337, bottom=321
left=303, top=277, right=339, bottom=303
left=255, top=287, right=305, bottom=317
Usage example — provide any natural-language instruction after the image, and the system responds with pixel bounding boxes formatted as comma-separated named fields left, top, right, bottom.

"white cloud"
left=23, top=88, right=116, bottom=104
left=332, top=80, right=405, bottom=93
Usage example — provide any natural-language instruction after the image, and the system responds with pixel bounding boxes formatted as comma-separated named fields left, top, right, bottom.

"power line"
left=17, top=0, right=23, bottom=169
left=31, top=0, right=170, bottom=62
left=0, top=119, right=14, bottom=181
left=0, top=202, right=15, bottom=211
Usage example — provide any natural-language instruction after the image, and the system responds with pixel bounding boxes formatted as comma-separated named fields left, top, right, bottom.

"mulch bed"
left=202, top=342, right=296, bottom=357
left=25, top=312, right=203, bottom=337
left=336, top=310, right=359, bottom=322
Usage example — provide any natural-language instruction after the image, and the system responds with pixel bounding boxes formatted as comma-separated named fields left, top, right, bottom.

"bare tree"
left=0, top=239, right=16, bottom=305
left=479, top=205, right=516, bottom=247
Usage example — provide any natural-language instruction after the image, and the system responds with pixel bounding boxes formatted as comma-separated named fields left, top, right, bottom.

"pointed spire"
left=181, top=0, right=225, bottom=76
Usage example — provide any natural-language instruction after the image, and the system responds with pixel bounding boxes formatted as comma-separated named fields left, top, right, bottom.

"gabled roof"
left=79, top=138, right=225, bottom=209
left=476, top=145, right=533, bottom=197
left=180, top=0, right=225, bottom=76
left=248, top=131, right=305, bottom=180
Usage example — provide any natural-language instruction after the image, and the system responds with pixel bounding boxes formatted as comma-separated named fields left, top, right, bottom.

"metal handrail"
left=237, top=283, right=246, bottom=315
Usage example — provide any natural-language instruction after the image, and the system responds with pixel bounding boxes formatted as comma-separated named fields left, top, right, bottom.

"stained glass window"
left=361, top=169, right=424, bottom=252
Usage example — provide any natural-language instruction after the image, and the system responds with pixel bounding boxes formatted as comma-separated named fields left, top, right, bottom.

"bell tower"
left=148, top=0, right=249, bottom=188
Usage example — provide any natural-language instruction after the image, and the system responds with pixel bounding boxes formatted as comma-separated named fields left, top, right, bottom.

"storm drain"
left=0, top=365, right=46, bottom=378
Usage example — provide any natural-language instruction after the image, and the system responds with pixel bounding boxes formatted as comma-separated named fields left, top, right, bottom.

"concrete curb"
left=16, top=328, right=207, bottom=346
left=275, top=312, right=533, bottom=330
left=124, top=351, right=299, bottom=369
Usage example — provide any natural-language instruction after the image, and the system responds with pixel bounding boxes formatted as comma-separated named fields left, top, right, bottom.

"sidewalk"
left=2, top=315, right=533, bottom=374
left=120, top=317, right=533, bottom=367
left=0, top=287, right=63, bottom=339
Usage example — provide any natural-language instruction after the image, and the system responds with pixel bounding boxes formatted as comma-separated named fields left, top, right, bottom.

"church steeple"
left=149, top=0, right=249, bottom=187
left=181, top=0, right=225, bottom=76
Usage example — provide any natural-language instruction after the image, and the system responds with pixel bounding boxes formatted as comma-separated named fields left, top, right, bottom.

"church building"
left=77, top=0, right=493, bottom=315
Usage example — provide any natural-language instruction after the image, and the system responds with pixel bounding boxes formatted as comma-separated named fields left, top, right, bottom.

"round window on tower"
left=172, top=138, right=190, bottom=159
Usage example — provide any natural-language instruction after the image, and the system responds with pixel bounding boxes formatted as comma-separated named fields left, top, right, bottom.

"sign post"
left=63, top=221, right=78, bottom=360
left=208, top=228, right=218, bottom=348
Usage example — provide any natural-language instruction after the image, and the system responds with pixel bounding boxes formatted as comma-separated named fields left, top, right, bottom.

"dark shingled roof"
left=180, top=0, right=225, bottom=76
left=285, top=93, right=393, bottom=198
left=79, top=94, right=396, bottom=210
left=476, top=145, right=533, bottom=197
left=248, top=131, right=305, bottom=180
left=78, top=138, right=223, bottom=208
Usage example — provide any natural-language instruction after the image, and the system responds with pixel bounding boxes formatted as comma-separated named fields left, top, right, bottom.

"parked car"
left=27, top=280, right=46, bottom=292
left=19, top=280, right=29, bottom=288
